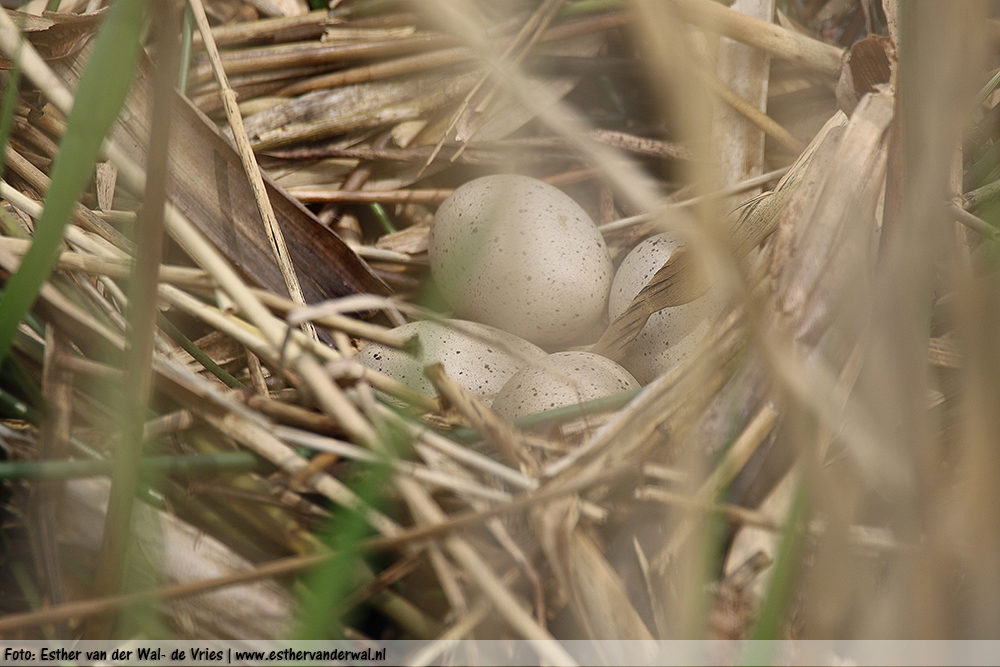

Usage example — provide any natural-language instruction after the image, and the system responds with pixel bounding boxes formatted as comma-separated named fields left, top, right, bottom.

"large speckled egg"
left=609, top=234, right=726, bottom=384
left=356, top=319, right=546, bottom=405
left=429, top=175, right=613, bottom=347
left=491, top=351, right=638, bottom=421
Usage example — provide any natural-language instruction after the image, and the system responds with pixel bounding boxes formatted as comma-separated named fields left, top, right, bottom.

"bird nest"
left=0, top=0, right=997, bottom=660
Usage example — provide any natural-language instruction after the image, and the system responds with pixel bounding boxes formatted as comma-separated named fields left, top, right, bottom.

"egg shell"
left=356, top=319, right=546, bottom=404
left=429, top=174, right=613, bottom=347
left=609, top=234, right=726, bottom=385
left=491, top=351, right=638, bottom=421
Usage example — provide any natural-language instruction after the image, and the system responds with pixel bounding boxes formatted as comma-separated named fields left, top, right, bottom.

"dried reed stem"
left=672, top=0, right=843, bottom=76
left=188, top=0, right=317, bottom=341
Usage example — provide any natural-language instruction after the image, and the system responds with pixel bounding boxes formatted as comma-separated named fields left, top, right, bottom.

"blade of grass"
left=0, top=451, right=260, bottom=480
left=294, top=448, right=394, bottom=639
left=81, top=0, right=160, bottom=636
left=178, top=3, right=194, bottom=93
left=157, top=314, right=247, bottom=390
left=741, top=474, right=809, bottom=658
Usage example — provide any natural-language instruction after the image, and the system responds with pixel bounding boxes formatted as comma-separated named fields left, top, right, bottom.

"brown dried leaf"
left=375, top=218, right=431, bottom=255
left=0, top=9, right=105, bottom=67
left=836, top=35, right=893, bottom=114
left=51, top=53, right=389, bottom=302
left=772, top=93, right=894, bottom=343
left=164, top=93, right=391, bottom=302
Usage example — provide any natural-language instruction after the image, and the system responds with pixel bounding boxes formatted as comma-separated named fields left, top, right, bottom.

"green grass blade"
left=0, top=451, right=260, bottom=481
left=158, top=314, right=247, bottom=389
left=0, top=0, right=147, bottom=363
left=741, top=474, right=810, bottom=666
left=295, top=422, right=398, bottom=639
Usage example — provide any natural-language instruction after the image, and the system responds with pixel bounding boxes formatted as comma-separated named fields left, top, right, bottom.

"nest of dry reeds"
left=0, top=0, right=998, bottom=657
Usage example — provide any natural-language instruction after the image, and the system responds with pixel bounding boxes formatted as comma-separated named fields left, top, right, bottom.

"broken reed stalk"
left=279, top=45, right=472, bottom=97
left=288, top=186, right=452, bottom=205
left=187, top=0, right=317, bottom=342
left=3, top=145, right=130, bottom=249
left=671, top=0, right=843, bottom=76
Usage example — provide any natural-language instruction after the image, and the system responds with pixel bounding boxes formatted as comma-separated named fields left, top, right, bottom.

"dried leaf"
left=836, top=35, right=893, bottom=114
left=591, top=244, right=710, bottom=362
left=51, top=52, right=389, bottom=303
left=375, top=218, right=431, bottom=255
left=772, top=93, right=894, bottom=343
left=0, top=9, right=105, bottom=67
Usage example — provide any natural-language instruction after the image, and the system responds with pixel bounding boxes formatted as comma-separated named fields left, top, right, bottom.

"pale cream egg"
left=356, top=319, right=546, bottom=405
left=609, top=234, right=726, bottom=384
left=491, top=351, right=638, bottom=420
left=429, top=175, right=613, bottom=347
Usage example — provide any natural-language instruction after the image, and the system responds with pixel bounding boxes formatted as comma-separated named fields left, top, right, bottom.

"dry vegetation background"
left=0, top=0, right=998, bottom=657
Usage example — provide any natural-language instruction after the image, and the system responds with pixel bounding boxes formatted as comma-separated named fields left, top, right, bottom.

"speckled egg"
left=356, top=319, right=546, bottom=404
left=491, top=351, right=638, bottom=421
left=609, top=233, right=726, bottom=384
left=429, top=175, right=613, bottom=347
